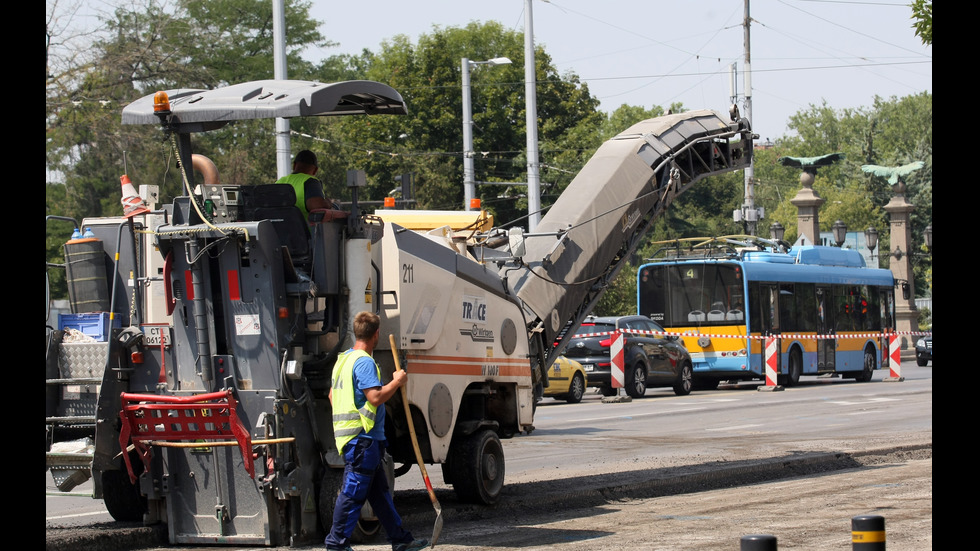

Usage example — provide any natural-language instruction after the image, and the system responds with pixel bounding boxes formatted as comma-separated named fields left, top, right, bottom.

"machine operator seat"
left=245, top=184, right=311, bottom=266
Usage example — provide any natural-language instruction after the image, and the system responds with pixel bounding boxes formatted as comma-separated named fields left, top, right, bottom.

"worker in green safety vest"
left=276, top=149, right=335, bottom=220
left=325, top=311, right=428, bottom=551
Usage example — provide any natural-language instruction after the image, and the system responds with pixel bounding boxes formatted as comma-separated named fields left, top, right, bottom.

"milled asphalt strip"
left=399, top=443, right=934, bottom=523
left=47, top=443, right=932, bottom=551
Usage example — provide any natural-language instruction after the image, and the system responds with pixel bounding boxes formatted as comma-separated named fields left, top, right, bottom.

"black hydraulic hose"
left=185, top=239, right=213, bottom=383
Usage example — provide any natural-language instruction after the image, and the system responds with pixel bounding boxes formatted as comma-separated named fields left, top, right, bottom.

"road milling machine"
left=44, top=79, right=754, bottom=546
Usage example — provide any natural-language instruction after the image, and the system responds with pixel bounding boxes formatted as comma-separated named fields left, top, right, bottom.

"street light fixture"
left=923, top=223, right=932, bottom=253
left=769, top=222, right=785, bottom=242
left=864, top=227, right=878, bottom=252
left=864, top=227, right=878, bottom=263
left=462, top=56, right=512, bottom=211
left=831, top=220, right=847, bottom=247
left=768, top=221, right=786, bottom=252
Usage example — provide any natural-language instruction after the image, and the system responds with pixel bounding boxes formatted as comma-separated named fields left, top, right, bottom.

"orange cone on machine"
left=120, top=174, right=150, bottom=218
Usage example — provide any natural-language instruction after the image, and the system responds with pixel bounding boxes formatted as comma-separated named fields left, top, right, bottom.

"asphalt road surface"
left=46, top=363, right=933, bottom=550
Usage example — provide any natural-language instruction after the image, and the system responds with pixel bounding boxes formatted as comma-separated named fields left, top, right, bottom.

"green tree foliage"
left=754, top=93, right=932, bottom=296
left=46, top=0, right=324, bottom=299
left=593, top=264, right=638, bottom=318
left=321, top=21, right=601, bottom=227
left=46, top=0, right=326, bottom=202
left=910, top=0, right=932, bottom=45
left=45, top=1, right=932, bottom=311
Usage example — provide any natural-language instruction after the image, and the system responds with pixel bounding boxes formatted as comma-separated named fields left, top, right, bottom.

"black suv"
left=915, top=334, right=932, bottom=366
left=561, top=315, right=693, bottom=398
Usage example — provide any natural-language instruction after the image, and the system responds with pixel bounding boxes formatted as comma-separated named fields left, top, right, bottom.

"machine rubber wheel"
left=600, top=385, right=617, bottom=397
left=786, top=348, right=802, bottom=387
left=855, top=347, right=876, bottom=382
left=101, top=454, right=148, bottom=522
left=673, top=362, right=693, bottom=396
left=449, top=429, right=504, bottom=505
left=916, top=355, right=928, bottom=367
left=566, top=373, right=585, bottom=404
left=625, top=364, right=647, bottom=398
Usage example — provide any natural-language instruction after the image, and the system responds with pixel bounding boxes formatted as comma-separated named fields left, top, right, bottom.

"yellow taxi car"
left=542, top=356, right=587, bottom=403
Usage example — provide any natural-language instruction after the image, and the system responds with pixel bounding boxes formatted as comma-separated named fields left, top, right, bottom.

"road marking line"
left=705, top=424, right=763, bottom=431
left=46, top=510, right=108, bottom=521
left=572, top=407, right=707, bottom=423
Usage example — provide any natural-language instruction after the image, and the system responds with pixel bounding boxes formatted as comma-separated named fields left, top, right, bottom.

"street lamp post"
left=832, top=220, right=847, bottom=247
left=462, top=56, right=511, bottom=211
left=769, top=221, right=785, bottom=252
left=865, top=227, right=879, bottom=265
left=769, top=221, right=785, bottom=242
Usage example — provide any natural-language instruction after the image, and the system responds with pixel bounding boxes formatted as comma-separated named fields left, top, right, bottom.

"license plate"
left=143, top=325, right=171, bottom=346
left=582, top=364, right=594, bottom=372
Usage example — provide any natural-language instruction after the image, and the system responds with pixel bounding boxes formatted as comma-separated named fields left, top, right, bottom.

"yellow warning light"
left=153, top=91, right=171, bottom=114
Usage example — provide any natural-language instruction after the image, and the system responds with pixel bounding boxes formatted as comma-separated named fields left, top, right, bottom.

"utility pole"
left=462, top=57, right=475, bottom=210
left=272, top=0, right=291, bottom=178
left=736, top=0, right=759, bottom=235
left=525, top=0, right=541, bottom=230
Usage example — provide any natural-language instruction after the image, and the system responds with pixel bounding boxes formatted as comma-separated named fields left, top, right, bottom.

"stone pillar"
left=884, top=181, right=918, bottom=356
left=790, top=169, right=824, bottom=246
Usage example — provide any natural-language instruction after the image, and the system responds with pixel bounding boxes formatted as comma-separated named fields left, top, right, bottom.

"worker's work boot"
left=392, top=538, right=429, bottom=551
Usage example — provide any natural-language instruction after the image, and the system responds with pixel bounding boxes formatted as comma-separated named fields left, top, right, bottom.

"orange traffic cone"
left=120, top=175, right=150, bottom=218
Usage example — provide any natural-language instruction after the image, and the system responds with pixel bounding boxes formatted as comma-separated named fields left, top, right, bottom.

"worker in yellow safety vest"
left=325, top=311, right=428, bottom=551
left=276, top=149, right=335, bottom=219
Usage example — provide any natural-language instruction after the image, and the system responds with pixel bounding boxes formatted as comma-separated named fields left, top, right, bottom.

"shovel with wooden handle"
left=389, top=334, right=443, bottom=547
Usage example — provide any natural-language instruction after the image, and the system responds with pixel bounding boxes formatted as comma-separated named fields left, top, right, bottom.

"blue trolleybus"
left=637, top=237, right=896, bottom=388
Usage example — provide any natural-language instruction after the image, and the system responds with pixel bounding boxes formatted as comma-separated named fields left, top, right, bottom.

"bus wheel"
left=855, top=346, right=876, bottom=382
left=786, top=348, right=802, bottom=387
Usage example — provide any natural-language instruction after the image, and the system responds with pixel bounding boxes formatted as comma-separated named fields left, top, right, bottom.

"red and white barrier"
left=571, top=329, right=930, bottom=341
left=886, top=334, right=905, bottom=382
left=610, top=331, right=624, bottom=389
left=765, top=337, right=778, bottom=386
left=759, top=336, right=783, bottom=391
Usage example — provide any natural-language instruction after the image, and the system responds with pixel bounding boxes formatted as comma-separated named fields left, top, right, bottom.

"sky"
left=305, top=0, right=932, bottom=141
left=59, top=0, right=931, bottom=141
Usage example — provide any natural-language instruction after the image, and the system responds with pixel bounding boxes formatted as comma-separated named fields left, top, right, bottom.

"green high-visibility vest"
left=276, top=172, right=317, bottom=219
left=330, top=349, right=379, bottom=451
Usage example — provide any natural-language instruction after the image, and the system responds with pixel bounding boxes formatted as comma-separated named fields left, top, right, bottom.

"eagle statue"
left=860, top=161, right=925, bottom=185
left=777, top=152, right=846, bottom=170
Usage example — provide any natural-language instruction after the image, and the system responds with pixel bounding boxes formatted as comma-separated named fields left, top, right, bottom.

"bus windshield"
left=639, top=263, right=745, bottom=326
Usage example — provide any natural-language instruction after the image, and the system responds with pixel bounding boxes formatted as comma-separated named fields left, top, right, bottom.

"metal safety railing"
left=118, top=389, right=254, bottom=483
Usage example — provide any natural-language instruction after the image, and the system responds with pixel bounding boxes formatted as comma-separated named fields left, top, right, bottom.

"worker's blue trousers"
left=324, top=437, right=414, bottom=549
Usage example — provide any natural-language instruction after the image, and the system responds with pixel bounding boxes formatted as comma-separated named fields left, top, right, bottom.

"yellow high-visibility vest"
left=330, top=349, right=379, bottom=451
left=276, top=172, right=316, bottom=219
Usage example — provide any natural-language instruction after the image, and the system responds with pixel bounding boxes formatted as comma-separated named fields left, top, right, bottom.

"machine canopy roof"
left=122, top=79, right=407, bottom=131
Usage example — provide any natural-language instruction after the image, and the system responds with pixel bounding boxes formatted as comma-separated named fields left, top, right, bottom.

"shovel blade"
left=430, top=505, right=443, bottom=547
